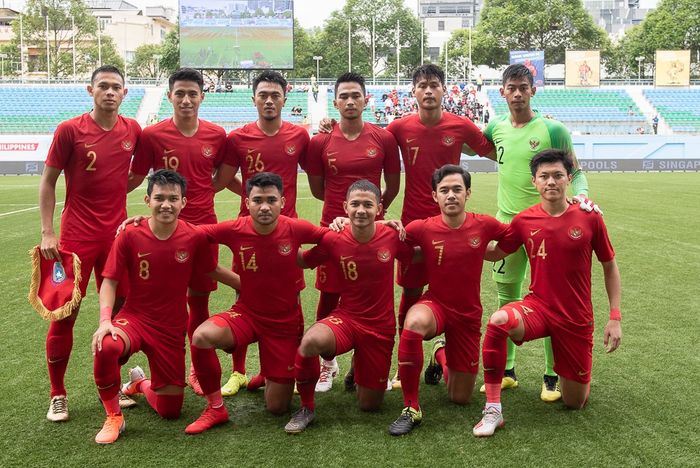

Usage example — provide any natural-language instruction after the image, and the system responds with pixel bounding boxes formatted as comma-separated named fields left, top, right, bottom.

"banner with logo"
left=509, top=50, right=545, bottom=87
left=0, top=135, right=53, bottom=162
left=655, top=50, right=691, bottom=86
left=565, top=50, right=600, bottom=87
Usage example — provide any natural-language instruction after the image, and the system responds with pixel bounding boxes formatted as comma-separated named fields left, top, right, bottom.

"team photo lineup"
left=32, top=61, right=624, bottom=445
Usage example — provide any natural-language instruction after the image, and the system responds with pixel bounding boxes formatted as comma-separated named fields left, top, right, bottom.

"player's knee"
left=448, top=391, right=471, bottom=405
left=266, top=398, right=290, bottom=415
left=403, top=313, right=430, bottom=336
left=192, top=325, right=216, bottom=348
left=358, top=399, right=382, bottom=412
left=155, top=393, right=184, bottom=419
left=562, top=395, right=586, bottom=410
left=488, top=310, right=509, bottom=327
left=299, top=331, right=326, bottom=357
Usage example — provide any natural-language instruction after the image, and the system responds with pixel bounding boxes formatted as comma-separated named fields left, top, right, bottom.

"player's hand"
left=40, top=231, right=61, bottom=261
left=571, top=195, right=603, bottom=215
left=603, top=319, right=622, bottom=353
left=383, top=220, right=406, bottom=241
left=329, top=217, right=350, bottom=232
left=318, top=118, right=336, bottom=134
left=91, top=321, right=120, bottom=355
left=116, top=215, right=149, bottom=236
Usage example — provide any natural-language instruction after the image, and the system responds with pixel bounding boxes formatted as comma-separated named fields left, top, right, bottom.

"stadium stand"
left=643, top=89, right=700, bottom=134
left=326, top=86, right=412, bottom=122
left=0, top=86, right=145, bottom=134
left=486, top=88, right=648, bottom=134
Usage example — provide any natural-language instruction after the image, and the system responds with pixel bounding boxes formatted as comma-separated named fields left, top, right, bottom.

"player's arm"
left=484, top=242, right=508, bottom=262
left=208, top=264, right=241, bottom=290
left=601, top=258, right=622, bottom=353
left=305, top=136, right=326, bottom=200
left=307, top=175, right=324, bottom=201
left=381, top=173, right=400, bottom=210
left=226, top=175, right=243, bottom=195
left=212, top=163, right=237, bottom=193
left=127, top=130, right=153, bottom=192
left=91, top=278, right=121, bottom=354
left=127, top=172, right=147, bottom=192
left=39, top=165, right=62, bottom=260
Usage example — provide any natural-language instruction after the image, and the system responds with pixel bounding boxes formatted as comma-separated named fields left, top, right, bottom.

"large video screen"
left=180, top=0, right=294, bottom=70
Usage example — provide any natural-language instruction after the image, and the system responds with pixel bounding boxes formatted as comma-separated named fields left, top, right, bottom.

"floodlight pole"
left=372, top=17, right=375, bottom=85
left=313, top=55, right=322, bottom=80
left=396, top=19, right=400, bottom=87
left=153, top=54, right=163, bottom=81
left=45, top=13, right=50, bottom=82
left=636, top=56, right=644, bottom=84
left=71, top=15, right=76, bottom=82
left=347, top=19, right=351, bottom=72
left=0, top=53, right=6, bottom=79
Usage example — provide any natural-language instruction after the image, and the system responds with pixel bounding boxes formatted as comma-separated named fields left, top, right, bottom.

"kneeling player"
left=285, top=180, right=415, bottom=434
left=91, top=170, right=235, bottom=444
left=473, top=149, right=622, bottom=437
left=389, top=165, right=509, bottom=435
left=185, top=172, right=327, bottom=434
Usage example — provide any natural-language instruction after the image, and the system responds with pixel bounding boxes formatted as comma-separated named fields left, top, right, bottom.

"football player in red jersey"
left=306, top=72, right=401, bottom=391
left=388, top=165, right=509, bottom=436
left=221, top=70, right=311, bottom=396
left=473, top=149, right=622, bottom=437
left=284, top=180, right=415, bottom=434
left=90, top=170, right=237, bottom=444
left=39, top=65, right=142, bottom=422
left=128, top=68, right=237, bottom=394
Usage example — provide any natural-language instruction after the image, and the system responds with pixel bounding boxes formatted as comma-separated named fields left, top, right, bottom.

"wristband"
left=609, top=308, right=621, bottom=321
left=100, top=306, right=113, bottom=323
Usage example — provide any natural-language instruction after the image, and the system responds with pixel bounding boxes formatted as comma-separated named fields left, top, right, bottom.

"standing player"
left=39, top=65, right=142, bottom=421
left=483, top=64, right=595, bottom=401
left=90, top=170, right=233, bottom=444
left=128, top=68, right=235, bottom=393
left=388, top=165, right=509, bottom=435
left=306, top=73, right=401, bottom=391
left=284, top=180, right=415, bottom=434
left=184, top=173, right=327, bottom=434
left=220, top=70, right=311, bottom=396
left=473, top=149, right=621, bottom=437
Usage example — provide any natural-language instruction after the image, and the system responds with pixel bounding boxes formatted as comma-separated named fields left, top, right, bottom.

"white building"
left=419, top=0, right=482, bottom=62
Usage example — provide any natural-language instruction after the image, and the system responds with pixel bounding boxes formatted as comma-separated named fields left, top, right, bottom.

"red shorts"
left=418, top=295, right=481, bottom=374
left=112, top=312, right=186, bottom=389
left=501, top=298, right=594, bottom=384
left=61, top=239, right=128, bottom=297
left=314, top=260, right=341, bottom=293
left=208, top=303, right=303, bottom=382
left=318, top=312, right=395, bottom=391
left=189, top=243, right=218, bottom=293
left=396, top=259, right=428, bottom=289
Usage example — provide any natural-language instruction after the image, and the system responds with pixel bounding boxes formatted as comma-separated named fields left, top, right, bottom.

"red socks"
left=46, top=318, right=76, bottom=397
left=232, top=346, right=247, bottom=375
left=141, top=380, right=183, bottom=419
left=398, top=293, right=420, bottom=332
left=191, top=344, right=222, bottom=396
left=398, top=329, right=424, bottom=410
left=94, top=335, right=126, bottom=415
left=295, top=351, right=320, bottom=410
left=316, top=292, right=340, bottom=321
left=482, top=321, right=512, bottom=404
left=434, top=346, right=449, bottom=384
left=187, top=294, right=210, bottom=340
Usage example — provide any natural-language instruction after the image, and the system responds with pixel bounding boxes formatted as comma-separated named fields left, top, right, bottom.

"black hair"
left=91, top=65, right=124, bottom=84
left=335, top=72, right=366, bottom=97
left=346, top=179, right=380, bottom=202
left=246, top=172, right=284, bottom=195
left=502, top=63, right=534, bottom=87
left=253, top=70, right=288, bottom=96
left=169, top=68, right=204, bottom=91
left=530, top=149, right=574, bottom=176
left=412, top=64, right=445, bottom=86
left=431, top=164, right=471, bottom=191
left=147, top=169, right=187, bottom=196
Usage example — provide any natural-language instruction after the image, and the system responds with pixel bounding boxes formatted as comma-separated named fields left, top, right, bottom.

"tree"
left=287, top=19, right=317, bottom=79
left=159, top=27, right=180, bottom=76
left=470, top=0, right=610, bottom=67
left=129, top=43, right=163, bottom=79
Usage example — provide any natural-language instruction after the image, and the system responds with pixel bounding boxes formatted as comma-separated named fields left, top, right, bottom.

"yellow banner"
left=655, top=50, right=690, bottom=87
left=565, top=50, right=600, bottom=87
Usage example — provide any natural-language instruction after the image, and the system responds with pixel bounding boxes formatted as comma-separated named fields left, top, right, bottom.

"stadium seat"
left=643, top=89, right=700, bottom=134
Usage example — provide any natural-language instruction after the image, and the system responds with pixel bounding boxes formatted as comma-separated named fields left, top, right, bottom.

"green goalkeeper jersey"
left=484, top=112, right=573, bottom=216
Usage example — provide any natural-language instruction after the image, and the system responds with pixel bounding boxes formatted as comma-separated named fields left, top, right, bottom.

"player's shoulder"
left=55, top=114, right=86, bottom=134
left=284, top=121, right=311, bottom=140
left=199, top=119, right=226, bottom=136
left=142, top=118, right=169, bottom=136
left=310, top=128, right=332, bottom=144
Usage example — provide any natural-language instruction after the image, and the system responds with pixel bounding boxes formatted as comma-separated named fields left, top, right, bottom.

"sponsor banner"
left=0, top=135, right=53, bottom=162
left=509, top=50, right=545, bottom=87
left=655, top=50, right=691, bottom=87
left=565, top=50, right=600, bottom=87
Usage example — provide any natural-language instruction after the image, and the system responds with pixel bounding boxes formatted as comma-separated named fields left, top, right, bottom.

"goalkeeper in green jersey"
left=480, top=64, right=599, bottom=401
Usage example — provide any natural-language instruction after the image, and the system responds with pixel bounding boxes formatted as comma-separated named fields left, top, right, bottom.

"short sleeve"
left=45, top=121, right=74, bottom=169
left=212, top=127, right=228, bottom=167
left=296, top=129, right=311, bottom=172
left=102, top=228, right=130, bottom=281
left=225, top=132, right=241, bottom=171
left=544, top=119, right=573, bottom=154
left=483, top=119, right=497, bottom=144
left=592, top=215, right=615, bottom=263
left=292, top=218, right=328, bottom=245
left=130, top=129, right=154, bottom=176
left=193, top=230, right=217, bottom=275
left=381, top=130, right=401, bottom=174
left=495, top=219, right=523, bottom=255
left=404, top=219, right=425, bottom=247
left=461, top=118, right=494, bottom=156
left=305, top=134, right=326, bottom=176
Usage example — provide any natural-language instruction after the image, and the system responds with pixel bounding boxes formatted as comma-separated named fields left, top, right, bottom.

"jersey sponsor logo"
left=285, top=144, right=296, bottom=155
left=201, top=145, right=214, bottom=158
left=175, top=250, right=189, bottom=263
left=137, top=252, right=151, bottom=258
left=164, top=149, right=176, bottom=154
left=240, top=245, right=254, bottom=251
left=529, top=138, right=540, bottom=150
left=366, top=147, right=378, bottom=158
left=121, top=140, right=134, bottom=152
left=278, top=243, right=292, bottom=256
left=376, top=248, right=391, bottom=262
left=340, top=255, right=353, bottom=261
left=406, top=138, right=416, bottom=144
left=530, top=229, right=542, bottom=237
left=247, top=148, right=256, bottom=154
left=568, top=226, right=583, bottom=240
left=468, top=235, right=481, bottom=248
left=52, top=262, right=66, bottom=284
left=84, top=142, right=98, bottom=148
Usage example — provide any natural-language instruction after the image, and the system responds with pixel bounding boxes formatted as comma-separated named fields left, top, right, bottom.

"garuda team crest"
left=377, top=248, right=391, bottom=262
left=366, top=147, right=378, bottom=158
left=201, top=145, right=214, bottom=158
left=442, top=136, right=456, bottom=146
left=175, top=250, right=189, bottom=263
left=278, top=243, right=292, bottom=255
left=529, top=138, right=540, bottom=150
left=285, top=144, right=296, bottom=155
left=468, top=236, right=481, bottom=248
left=121, top=140, right=134, bottom=151
left=568, top=226, right=583, bottom=240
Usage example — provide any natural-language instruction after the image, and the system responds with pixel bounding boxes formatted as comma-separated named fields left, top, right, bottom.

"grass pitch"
left=0, top=172, right=698, bottom=466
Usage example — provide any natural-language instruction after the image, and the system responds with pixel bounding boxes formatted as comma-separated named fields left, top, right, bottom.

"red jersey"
left=103, top=220, right=216, bottom=331
left=405, top=214, right=508, bottom=320
left=45, top=113, right=141, bottom=242
left=386, top=112, right=493, bottom=224
left=227, top=121, right=310, bottom=218
left=306, top=123, right=401, bottom=225
left=498, top=204, right=615, bottom=326
left=304, top=224, right=413, bottom=334
left=131, top=118, right=229, bottom=225
left=198, top=216, right=326, bottom=329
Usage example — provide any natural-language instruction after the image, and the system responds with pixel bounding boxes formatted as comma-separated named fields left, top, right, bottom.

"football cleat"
left=424, top=339, right=446, bottom=385
left=185, top=404, right=229, bottom=434
left=46, top=395, right=69, bottom=422
left=344, top=370, right=356, bottom=392
left=284, top=407, right=316, bottom=434
left=221, top=371, right=248, bottom=397
left=121, top=366, right=146, bottom=397
left=390, top=370, right=402, bottom=390
left=246, top=373, right=266, bottom=392
left=540, top=374, right=562, bottom=402
left=479, top=367, right=519, bottom=393
left=388, top=406, right=422, bottom=436
left=315, top=361, right=339, bottom=393
left=118, top=391, right=137, bottom=409
left=95, top=413, right=125, bottom=444
left=473, top=406, right=505, bottom=437
left=188, top=365, right=203, bottom=396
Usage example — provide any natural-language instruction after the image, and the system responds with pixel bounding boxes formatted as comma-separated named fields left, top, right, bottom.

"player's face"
left=88, top=72, right=127, bottom=113
left=344, top=190, right=382, bottom=229
left=432, top=173, right=470, bottom=216
left=500, top=77, right=536, bottom=112
left=168, top=80, right=204, bottom=119
left=532, top=162, right=572, bottom=202
left=334, top=82, right=368, bottom=120
left=246, top=185, right=285, bottom=226
left=146, top=183, right=185, bottom=225
left=412, top=75, right=445, bottom=111
left=253, top=81, right=286, bottom=121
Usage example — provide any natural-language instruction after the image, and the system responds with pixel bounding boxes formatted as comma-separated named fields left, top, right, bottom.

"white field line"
left=0, top=201, right=64, bottom=218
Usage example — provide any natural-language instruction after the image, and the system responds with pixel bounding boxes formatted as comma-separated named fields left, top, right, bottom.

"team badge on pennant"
left=285, top=144, right=296, bottom=155
left=278, top=243, right=292, bottom=256
left=121, top=140, right=134, bottom=152
left=175, top=250, right=189, bottom=263
left=529, top=138, right=540, bottom=150
left=201, top=145, right=214, bottom=158
left=27, top=246, right=82, bottom=321
left=442, top=136, right=456, bottom=146
left=468, top=236, right=482, bottom=248
left=366, top=147, right=378, bottom=158
left=377, top=248, right=391, bottom=262
left=568, top=226, right=583, bottom=240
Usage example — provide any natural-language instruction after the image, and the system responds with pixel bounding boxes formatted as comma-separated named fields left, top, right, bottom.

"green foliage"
left=287, top=19, right=317, bottom=79
left=159, top=27, right=180, bottom=76
left=130, top=43, right=164, bottom=79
